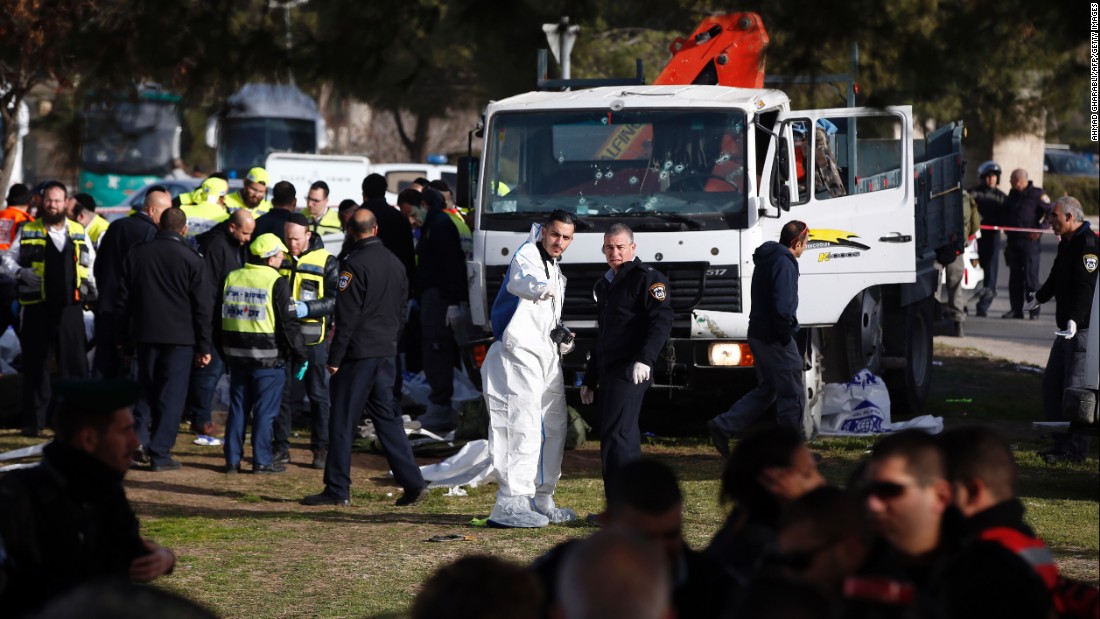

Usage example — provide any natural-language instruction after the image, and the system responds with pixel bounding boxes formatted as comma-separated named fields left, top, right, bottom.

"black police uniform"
left=320, top=236, right=425, bottom=502
left=1002, top=181, right=1051, bottom=317
left=970, top=183, right=1007, bottom=316
left=582, top=257, right=673, bottom=499
left=93, top=211, right=158, bottom=378
left=116, top=230, right=212, bottom=467
left=1036, top=221, right=1098, bottom=460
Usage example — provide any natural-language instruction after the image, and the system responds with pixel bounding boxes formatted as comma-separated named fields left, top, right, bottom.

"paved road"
left=937, top=219, right=1098, bottom=367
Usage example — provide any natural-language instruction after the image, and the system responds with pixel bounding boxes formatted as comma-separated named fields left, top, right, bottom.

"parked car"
left=1044, top=149, right=1098, bottom=178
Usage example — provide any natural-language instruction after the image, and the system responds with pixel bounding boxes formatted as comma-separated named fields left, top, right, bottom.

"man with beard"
left=3, top=181, right=96, bottom=437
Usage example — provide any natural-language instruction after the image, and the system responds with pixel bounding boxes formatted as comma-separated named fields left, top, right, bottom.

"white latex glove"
left=1022, top=297, right=1042, bottom=312
left=538, top=281, right=558, bottom=301
left=631, top=362, right=651, bottom=385
left=1055, top=320, right=1077, bottom=340
left=558, top=339, right=575, bottom=355
left=444, top=304, right=462, bottom=328
left=580, top=385, right=594, bottom=405
left=17, top=267, right=40, bottom=287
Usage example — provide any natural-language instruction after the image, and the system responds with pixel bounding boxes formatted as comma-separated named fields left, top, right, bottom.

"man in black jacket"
left=186, top=209, right=255, bottom=438
left=1002, top=169, right=1051, bottom=319
left=580, top=223, right=674, bottom=501
left=707, top=221, right=810, bottom=456
left=532, top=459, right=730, bottom=619
left=303, top=209, right=427, bottom=507
left=1031, top=196, right=1098, bottom=464
left=361, top=173, right=416, bottom=294
left=415, top=187, right=467, bottom=431
left=251, top=181, right=296, bottom=243
left=0, top=379, right=176, bottom=617
left=970, top=161, right=1007, bottom=317
left=116, top=207, right=212, bottom=471
left=92, top=187, right=172, bottom=378
left=936, top=426, right=1054, bottom=618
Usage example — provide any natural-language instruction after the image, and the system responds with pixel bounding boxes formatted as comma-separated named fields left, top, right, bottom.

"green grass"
left=0, top=343, right=1095, bottom=617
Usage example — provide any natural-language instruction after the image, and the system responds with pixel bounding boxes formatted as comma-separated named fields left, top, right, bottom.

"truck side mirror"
left=778, top=185, right=791, bottom=211
left=457, top=156, right=478, bottom=209
left=777, top=139, right=790, bottom=182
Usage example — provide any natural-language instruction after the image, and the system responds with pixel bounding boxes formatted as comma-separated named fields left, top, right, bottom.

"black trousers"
left=92, top=310, right=122, bottom=379
left=322, top=356, right=424, bottom=501
left=1041, top=329, right=1092, bottom=459
left=976, top=233, right=1001, bottom=314
left=1005, top=236, right=1040, bottom=314
left=420, top=288, right=455, bottom=407
left=135, top=343, right=192, bottom=465
left=18, top=304, right=86, bottom=434
left=274, top=340, right=331, bottom=453
left=596, top=364, right=651, bottom=501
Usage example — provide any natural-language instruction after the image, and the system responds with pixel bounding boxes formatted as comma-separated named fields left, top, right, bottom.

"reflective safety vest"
left=221, top=263, right=282, bottom=365
left=17, top=219, right=91, bottom=305
left=279, top=248, right=330, bottom=345
left=85, top=214, right=109, bottom=248
left=178, top=189, right=197, bottom=206
left=224, top=191, right=272, bottom=216
left=0, top=207, right=33, bottom=252
left=181, top=201, right=229, bottom=238
left=309, top=208, right=342, bottom=237
left=446, top=209, right=473, bottom=260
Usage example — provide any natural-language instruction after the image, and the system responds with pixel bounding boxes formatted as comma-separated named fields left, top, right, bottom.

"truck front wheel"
left=886, top=297, right=933, bottom=414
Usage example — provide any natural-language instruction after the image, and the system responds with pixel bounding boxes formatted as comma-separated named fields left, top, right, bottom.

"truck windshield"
left=482, top=108, right=748, bottom=231
left=221, top=117, right=316, bottom=176
left=81, top=101, right=179, bottom=176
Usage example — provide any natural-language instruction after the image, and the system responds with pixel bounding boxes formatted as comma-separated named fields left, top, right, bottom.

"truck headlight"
left=707, top=343, right=753, bottom=366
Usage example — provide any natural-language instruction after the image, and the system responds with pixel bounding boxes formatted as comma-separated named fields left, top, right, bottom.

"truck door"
left=764, top=106, right=915, bottom=326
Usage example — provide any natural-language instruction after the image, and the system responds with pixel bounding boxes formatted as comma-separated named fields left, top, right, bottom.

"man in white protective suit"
left=482, top=210, right=579, bottom=528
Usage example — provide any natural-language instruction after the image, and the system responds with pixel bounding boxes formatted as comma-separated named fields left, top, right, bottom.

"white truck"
left=458, top=83, right=966, bottom=434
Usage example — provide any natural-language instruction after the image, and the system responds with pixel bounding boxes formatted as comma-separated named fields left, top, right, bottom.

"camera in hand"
left=549, top=322, right=574, bottom=346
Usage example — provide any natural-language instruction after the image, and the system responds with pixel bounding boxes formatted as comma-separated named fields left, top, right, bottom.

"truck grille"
left=484, top=262, right=740, bottom=336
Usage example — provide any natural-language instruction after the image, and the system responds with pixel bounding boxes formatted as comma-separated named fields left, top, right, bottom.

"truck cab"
left=465, top=84, right=963, bottom=431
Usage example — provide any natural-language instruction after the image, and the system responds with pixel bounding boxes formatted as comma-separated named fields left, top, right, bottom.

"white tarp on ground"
left=819, top=368, right=942, bottom=436
left=418, top=439, right=497, bottom=489
left=0, top=441, right=46, bottom=472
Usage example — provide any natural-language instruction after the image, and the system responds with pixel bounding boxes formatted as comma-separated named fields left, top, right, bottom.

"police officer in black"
left=116, top=207, right=212, bottom=471
left=302, top=209, right=428, bottom=507
left=580, top=223, right=673, bottom=501
left=970, top=161, right=1007, bottom=317
left=1030, top=196, right=1098, bottom=464
left=1002, top=168, right=1051, bottom=319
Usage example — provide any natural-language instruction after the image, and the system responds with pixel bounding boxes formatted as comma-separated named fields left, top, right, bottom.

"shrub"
left=1044, top=174, right=1099, bottom=216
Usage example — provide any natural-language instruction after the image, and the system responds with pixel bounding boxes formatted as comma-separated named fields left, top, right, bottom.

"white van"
left=369, top=162, right=457, bottom=204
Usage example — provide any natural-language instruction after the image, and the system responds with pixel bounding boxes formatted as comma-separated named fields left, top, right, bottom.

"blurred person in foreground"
left=0, top=379, right=176, bottom=617
left=411, top=555, right=541, bottom=619
left=533, top=459, right=730, bottom=618
left=706, top=425, right=824, bottom=584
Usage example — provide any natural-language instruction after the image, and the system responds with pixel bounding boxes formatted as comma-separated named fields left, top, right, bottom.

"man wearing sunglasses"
left=861, top=431, right=955, bottom=586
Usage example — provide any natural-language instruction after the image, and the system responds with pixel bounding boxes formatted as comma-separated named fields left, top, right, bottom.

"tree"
left=0, top=0, right=290, bottom=191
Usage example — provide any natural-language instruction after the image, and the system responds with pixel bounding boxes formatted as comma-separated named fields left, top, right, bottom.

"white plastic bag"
left=820, top=369, right=891, bottom=435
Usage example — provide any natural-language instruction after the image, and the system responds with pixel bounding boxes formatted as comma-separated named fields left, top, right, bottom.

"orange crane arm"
left=654, top=12, right=769, bottom=88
